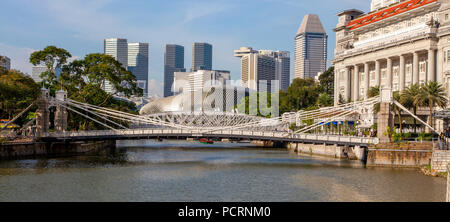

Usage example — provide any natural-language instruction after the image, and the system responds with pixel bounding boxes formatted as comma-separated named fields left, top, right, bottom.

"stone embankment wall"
left=366, top=142, right=433, bottom=167
left=0, top=140, right=116, bottom=160
left=431, top=150, right=450, bottom=173
left=287, top=142, right=366, bottom=161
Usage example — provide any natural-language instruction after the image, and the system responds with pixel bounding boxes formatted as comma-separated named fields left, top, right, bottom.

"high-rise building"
left=128, top=42, right=149, bottom=95
left=32, top=66, right=62, bottom=83
left=104, top=38, right=128, bottom=94
left=173, top=70, right=230, bottom=94
left=192, top=43, right=212, bottom=72
left=0, top=55, right=10, bottom=71
left=234, top=47, right=290, bottom=91
left=164, top=44, right=185, bottom=97
left=294, top=14, right=328, bottom=80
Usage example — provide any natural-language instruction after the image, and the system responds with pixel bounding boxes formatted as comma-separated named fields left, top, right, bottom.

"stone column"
left=399, top=55, right=406, bottom=91
left=387, top=58, right=393, bottom=89
left=353, top=65, right=360, bottom=101
left=413, top=52, right=419, bottom=84
left=334, top=69, right=339, bottom=106
left=345, top=67, right=351, bottom=102
left=54, top=90, right=68, bottom=133
left=375, top=60, right=381, bottom=87
left=428, top=49, right=436, bottom=82
left=364, top=63, right=370, bottom=99
left=377, top=88, right=394, bottom=143
left=36, top=88, right=50, bottom=137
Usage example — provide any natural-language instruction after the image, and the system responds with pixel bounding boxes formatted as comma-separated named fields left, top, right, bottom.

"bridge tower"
left=377, top=88, right=394, bottom=143
left=54, top=90, right=68, bottom=132
left=36, top=88, right=50, bottom=137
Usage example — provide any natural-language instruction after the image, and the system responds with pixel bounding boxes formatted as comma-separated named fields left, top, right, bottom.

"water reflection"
left=0, top=140, right=446, bottom=202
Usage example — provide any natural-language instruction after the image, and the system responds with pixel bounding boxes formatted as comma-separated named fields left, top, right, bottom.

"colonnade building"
left=332, top=0, right=450, bottom=107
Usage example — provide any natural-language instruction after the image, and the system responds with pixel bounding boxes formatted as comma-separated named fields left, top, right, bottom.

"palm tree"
left=414, top=82, right=448, bottom=131
left=400, top=84, right=421, bottom=133
left=367, top=86, right=380, bottom=114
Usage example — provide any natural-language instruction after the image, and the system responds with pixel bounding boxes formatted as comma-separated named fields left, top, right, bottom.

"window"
left=393, top=84, right=398, bottom=91
left=370, top=71, right=376, bottom=80
left=447, top=50, right=450, bottom=61
left=393, top=67, right=399, bottom=78
left=381, top=69, right=387, bottom=79
left=419, top=61, right=426, bottom=73
left=446, top=14, right=449, bottom=21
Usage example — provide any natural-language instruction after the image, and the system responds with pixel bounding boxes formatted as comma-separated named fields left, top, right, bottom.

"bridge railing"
left=44, top=128, right=379, bottom=145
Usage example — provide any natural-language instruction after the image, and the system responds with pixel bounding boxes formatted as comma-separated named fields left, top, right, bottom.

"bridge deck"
left=41, top=129, right=379, bottom=147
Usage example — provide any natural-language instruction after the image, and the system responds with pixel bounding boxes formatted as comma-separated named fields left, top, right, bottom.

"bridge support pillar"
left=54, top=90, right=68, bottom=133
left=377, top=102, right=394, bottom=143
left=377, top=88, right=394, bottom=143
left=36, top=88, right=50, bottom=137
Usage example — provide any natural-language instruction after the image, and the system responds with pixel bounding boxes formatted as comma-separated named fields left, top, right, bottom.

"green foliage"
left=280, top=78, right=320, bottom=114
left=317, top=93, right=333, bottom=107
left=236, top=92, right=275, bottom=118
left=0, top=69, right=40, bottom=124
left=318, top=67, right=334, bottom=97
left=29, top=46, right=72, bottom=91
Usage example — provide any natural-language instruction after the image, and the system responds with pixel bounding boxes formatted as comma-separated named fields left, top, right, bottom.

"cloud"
left=0, top=43, right=37, bottom=75
left=183, top=1, right=234, bottom=23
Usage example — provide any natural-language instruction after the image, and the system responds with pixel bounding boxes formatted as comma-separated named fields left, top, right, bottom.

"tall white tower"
left=103, top=38, right=128, bottom=93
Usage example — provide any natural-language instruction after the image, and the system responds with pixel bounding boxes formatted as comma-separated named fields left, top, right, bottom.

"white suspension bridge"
left=2, top=88, right=443, bottom=148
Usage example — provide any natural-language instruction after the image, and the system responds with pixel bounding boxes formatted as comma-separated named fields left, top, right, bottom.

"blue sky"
left=0, top=0, right=370, bottom=95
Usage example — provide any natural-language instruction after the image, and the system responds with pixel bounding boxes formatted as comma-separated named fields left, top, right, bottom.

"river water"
left=0, top=140, right=446, bottom=202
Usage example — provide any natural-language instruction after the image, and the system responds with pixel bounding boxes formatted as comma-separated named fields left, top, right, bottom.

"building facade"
left=128, top=42, right=149, bottom=95
left=173, top=70, right=231, bottom=93
left=192, top=43, right=213, bottom=72
left=31, top=66, right=62, bottom=83
left=332, top=0, right=450, bottom=130
left=104, top=38, right=128, bottom=94
left=0, top=56, right=10, bottom=71
left=294, top=14, right=328, bottom=80
left=371, top=0, right=402, bottom=11
left=164, top=44, right=186, bottom=97
left=234, top=47, right=290, bottom=92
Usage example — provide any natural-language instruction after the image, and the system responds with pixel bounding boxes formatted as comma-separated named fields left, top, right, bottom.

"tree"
left=400, top=83, right=421, bottom=133
left=29, top=46, right=72, bottom=89
left=367, top=86, right=380, bottom=114
left=414, top=82, right=448, bottom=131
left=58, top=53, right=143, bottom=130
left=317, top=93, right=333, bottom=107
left=318, top=66, right=334, bottom=96
left=0, top=70, right=40, bottom=123
left=282, top=78, right=320, bottom=113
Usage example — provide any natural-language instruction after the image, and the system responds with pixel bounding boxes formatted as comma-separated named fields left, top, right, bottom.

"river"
left=0, top=140, right=446, bottom=202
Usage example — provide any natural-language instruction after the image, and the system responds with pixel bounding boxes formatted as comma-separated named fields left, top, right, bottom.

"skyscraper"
left=0, top=55, right=10, bottom=71
left=104, top=38, right=128, bottom=93
left=128, top=42, right=149, bottom=95
left=234, top=47, right=290, bottom=91
left=192, top=43, right=212, bottom=72
left=164, top=44, right=185, bottom=97
left=32, top=66, right=62, bottom=83
left=294, top=14, right=328, bottom=80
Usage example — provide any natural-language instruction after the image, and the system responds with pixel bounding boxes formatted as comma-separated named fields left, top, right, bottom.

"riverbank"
left=0, top=140, right=116, bottom=160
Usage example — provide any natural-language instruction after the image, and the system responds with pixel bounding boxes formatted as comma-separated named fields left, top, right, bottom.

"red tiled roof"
left=347, top=0, right=437, bottom=30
